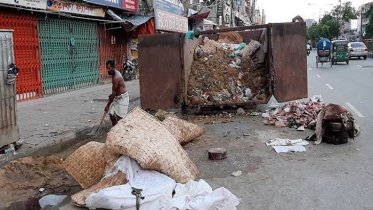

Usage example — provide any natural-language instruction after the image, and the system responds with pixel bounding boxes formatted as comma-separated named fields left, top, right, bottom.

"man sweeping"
left=105, top=60, right=129, bottom=126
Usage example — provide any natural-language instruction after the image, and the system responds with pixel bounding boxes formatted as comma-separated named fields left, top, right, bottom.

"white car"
left=348, top=42, right=368, bottom=59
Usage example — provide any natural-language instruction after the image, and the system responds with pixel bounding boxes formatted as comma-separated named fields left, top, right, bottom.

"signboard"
left=224, top=0, right=231, bottom=26
left=217, top=0, right=222, bottom=25
left=2, top=0, right=47, bottom=9
left=351, top=19, right=358, bottom=30
left=153, top=0, right=183, bottom=15
left=217, top=0, right=223, bottom=16
left=154, top=9, right=188, bottom=33
left=128, top=38, right=138, bottom=60
left=245, top=0, right=250, bottom=19
left=47, top=0, right=105, bottom=17
left=83, top=0, right=137, bottom=12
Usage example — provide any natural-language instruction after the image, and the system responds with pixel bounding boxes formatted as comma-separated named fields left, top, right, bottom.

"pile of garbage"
left=62, top=107, right=240, bottom=209
left=187, top=32, right=269, bottom=106
left=262, top=95, right=325, bottom=130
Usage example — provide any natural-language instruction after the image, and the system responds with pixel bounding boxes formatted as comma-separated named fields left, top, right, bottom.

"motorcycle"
left=122, top=58, right=138, bottom=81
left=307, top=49, right=310, bottom=56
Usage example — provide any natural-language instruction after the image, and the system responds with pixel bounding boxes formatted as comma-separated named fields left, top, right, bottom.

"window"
left=351, top=43, right=366, bottom=48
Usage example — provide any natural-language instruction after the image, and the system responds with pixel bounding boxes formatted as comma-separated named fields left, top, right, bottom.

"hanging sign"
left=47, top=0, right=105, bottom=17
left=2, top=0, right=47, bottom=9
left=83, top=0, right=137, bottom=12
left=154, top=9, right=188, bottom=33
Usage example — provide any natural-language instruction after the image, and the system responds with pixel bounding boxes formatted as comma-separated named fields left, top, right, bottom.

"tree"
left=321, top=25, right=330, bottom=38
left=331, top=1, right=358, bottom=22
left=320, top=15, right=340, bottom=39
left=320, top=14, right=334, bottom=25
left=365, top=5, right=373, bottom=38
left=306, top=2, right=359, bottom=41
left=307, top=24, right=322, bottom=43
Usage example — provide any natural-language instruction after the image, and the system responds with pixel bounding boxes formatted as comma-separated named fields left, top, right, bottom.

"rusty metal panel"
left=0, top=30, right=19, bottom=147
left=182, top=37, right=202, bottom=105
left=238, top=30, right=263, bottom=42
left=98, top=25, right=128, bottom=82
left=272, top=22, right=308, bottom=102
left=138, top=33, right=183, bottom=110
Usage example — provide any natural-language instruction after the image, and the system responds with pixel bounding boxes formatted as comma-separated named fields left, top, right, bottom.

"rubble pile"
left=263, top=96, right=325, bottom=130
left=188, top=34, right=269, bottom=106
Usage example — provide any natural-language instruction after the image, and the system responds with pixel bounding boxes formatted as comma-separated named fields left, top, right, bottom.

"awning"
left=188, top=7, right=210, bottom=19
left=105, top=9, right=153, bottom=31
left=120, top=15, right=153, bottom=27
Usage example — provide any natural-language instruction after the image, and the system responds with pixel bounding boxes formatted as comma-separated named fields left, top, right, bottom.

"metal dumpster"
left=138, top=22, right=307, bottom=111
left=0, top=30, right=19, bottom=147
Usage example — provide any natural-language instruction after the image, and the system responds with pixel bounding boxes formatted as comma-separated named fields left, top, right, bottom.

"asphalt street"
left=307, top=49, right=372, bottom=133
left=302, top=50, right=373, bottom=209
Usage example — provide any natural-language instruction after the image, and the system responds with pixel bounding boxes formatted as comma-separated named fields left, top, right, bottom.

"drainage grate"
left=361, top=66, right=373, bottom=68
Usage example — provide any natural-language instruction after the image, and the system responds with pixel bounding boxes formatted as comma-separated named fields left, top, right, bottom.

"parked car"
left=348, top=42, right=368, bottom=59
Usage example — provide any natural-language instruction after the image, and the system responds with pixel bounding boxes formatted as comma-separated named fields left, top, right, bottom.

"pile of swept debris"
left=262, top=95, right=325, bottom=130
left=262, top=95, right=361, bottom=145
left=187, top=32, right=269, bottom=106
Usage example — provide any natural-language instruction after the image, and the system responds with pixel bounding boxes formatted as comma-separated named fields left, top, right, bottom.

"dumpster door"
left=272, top=22, right=308, bottom=102
left=138, top=33, right=183, bottom=110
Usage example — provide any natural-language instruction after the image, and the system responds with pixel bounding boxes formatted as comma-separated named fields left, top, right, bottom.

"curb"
left=0, top=97, right=141, bottom=167
left=0, top=119, right=111, bottom=167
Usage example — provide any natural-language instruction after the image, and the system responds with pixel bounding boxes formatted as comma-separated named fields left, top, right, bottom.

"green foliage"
left=365, top=5, right=373, bottom=38
left=306, top=1, right=358, bottom=42
left=331, top=1, right=358, bottom=22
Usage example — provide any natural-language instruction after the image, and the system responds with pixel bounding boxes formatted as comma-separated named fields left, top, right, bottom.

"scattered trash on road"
left=208, top=148, right=228, bottom=160
left=237, top=108, right=245, bottom=115
left=39, top=194, right=67, bottom=208
left=263, top=95, right=325, bottom=130
left=313, top=104, right=358, bottom=145
left=231, top=170, right=242, bottom=177
left=266, top=138, right=309, bottom=153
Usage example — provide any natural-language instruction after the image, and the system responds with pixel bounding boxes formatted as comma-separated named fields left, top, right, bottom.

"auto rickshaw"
left=331, top=40, right=349, bottom=65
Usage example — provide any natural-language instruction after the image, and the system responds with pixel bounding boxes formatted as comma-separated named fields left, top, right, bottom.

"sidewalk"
left=0, top=80, right=140, bottom=164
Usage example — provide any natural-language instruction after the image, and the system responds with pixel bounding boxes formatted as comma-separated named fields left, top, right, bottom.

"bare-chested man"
left=105, top=60, right=129, bottom=126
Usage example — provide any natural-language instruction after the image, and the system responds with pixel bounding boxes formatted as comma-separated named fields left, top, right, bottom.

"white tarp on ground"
left=266, top=138, right=309, bottom=153
left=86, top=156, right=176, bottom=209
left=86, top=156, right=240, bottom=210
left=165, top=180, right=240, bottom=210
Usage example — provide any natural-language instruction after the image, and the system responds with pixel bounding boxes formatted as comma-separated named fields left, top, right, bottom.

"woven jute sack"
left=162, top=115, right=206, bottom=145
left=72, top=171, right=127, bottom=207
left=104, top=145, right=121, bottom=171
left=63, top=142, right=106, bottom=189
left=105, top=107, right=199, bottom=183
